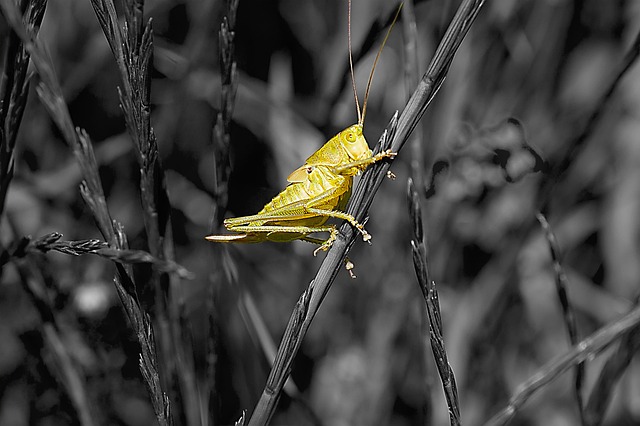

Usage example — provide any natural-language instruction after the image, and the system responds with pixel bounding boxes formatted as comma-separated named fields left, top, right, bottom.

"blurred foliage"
left=2, top=0, right=640, bottom=425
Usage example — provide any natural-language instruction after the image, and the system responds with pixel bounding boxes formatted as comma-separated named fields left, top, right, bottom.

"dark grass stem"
left=0, top=0, right=46, bottom=216
left=0, top=232, right=192, bottom=279
left=536, top=213, right=585, bottom=424
left=248, top=1, right=486, bottom=424
left=583, top=289, right=640, bottom=426
left=408, top=178, right=461, bottom=426
left=90, top=1, right=187, bottom=423
left=209, top=1, right=240, bottom=423
left=538, top=28, right=640, bottom=210
left=390, top=0, right=485, bottom=156
left=401, top=0, right=426, bottom=187
left=248, top=117, right=397, bottom=426
left=89, top=0, right=176, bottom=318
left=401, top=4, right=432, bottom=420
left=211, top=0, right=239, bottom=229
left=484, top=303, right=640, bottom=426
left=583, top=324, right=640, bottom=426
left=0, top=2, right=173, bottom=424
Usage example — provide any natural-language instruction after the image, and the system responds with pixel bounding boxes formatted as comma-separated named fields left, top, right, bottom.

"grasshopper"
left=206, top=1, right=401, bottom=255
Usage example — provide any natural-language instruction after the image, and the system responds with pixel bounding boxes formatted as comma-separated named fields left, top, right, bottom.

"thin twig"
left=538, top=28, right=640, bottom=211
left=248, top=1, right=486, bottom=424
left=583, top=287, right=640, bottom=426
left=1, top=232, right=193, bottom=279
left=583, top=324, right=640, bottom=426
left=536, top=213, right=585, bottom=424
left=408, top=178, right=461, bottom=426
left=484, top=303, right=640, bottom=426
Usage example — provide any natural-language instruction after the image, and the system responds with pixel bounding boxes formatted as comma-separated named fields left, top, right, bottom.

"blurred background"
left=1, top=0, right=640, bottom=425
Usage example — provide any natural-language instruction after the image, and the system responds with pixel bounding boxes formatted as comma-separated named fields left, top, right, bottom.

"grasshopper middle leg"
left=301, top=234, right=357, bottom=278
left=306, top=207, right=371, bottom=243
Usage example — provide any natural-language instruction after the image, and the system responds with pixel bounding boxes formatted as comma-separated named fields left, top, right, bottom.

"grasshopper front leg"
left=332, top=149, right=396, bottom=175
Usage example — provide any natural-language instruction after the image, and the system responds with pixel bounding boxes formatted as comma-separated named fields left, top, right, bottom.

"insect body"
left=206, top=2, right=401, bottom=253
left=206, top=124, right=395, bottom=253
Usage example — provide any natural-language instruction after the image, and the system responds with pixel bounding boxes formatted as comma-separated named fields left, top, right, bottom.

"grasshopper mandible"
left=206, top=1, right=401, bottom=254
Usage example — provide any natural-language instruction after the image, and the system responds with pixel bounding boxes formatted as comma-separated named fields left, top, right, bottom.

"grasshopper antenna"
left=360, top=3, right=403, bottom=127
left=348, top=0, right=362, bottom=125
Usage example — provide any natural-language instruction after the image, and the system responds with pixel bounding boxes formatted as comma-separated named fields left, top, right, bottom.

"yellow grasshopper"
left=206, top=1, right=401, bottom=254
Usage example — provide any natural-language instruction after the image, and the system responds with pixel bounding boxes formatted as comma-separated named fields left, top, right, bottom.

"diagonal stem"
left=247, top=1, right=487, bottom=425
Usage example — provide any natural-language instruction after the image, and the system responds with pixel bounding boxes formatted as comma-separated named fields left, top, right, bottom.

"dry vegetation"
left=1, top=0, right=640, bottom=425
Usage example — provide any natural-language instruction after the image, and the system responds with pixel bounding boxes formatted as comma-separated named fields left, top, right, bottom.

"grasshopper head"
left=341, top=124, right=372, bottom=171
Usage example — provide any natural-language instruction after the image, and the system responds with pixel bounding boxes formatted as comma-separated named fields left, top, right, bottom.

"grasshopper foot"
left=356, top=223, right=372, bottom=244
left=313, top=228, right=338, bottom=256
left=373, top=149, right=397, bottom=162
left=345, top=258, right=356, bottom=279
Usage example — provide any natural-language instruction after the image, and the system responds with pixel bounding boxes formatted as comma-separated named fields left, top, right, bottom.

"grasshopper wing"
left=287, top=165, right=311, bottom=183
left=205, top=233, right=264, bottom=243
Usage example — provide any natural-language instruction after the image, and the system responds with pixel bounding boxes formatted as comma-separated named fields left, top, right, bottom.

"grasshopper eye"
left=346, top=132, right=356, bottom=143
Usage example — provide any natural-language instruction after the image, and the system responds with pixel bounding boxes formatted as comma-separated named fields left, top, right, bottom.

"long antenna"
left=348, top=0, right=362, bottom=124
left=360, top=3, right=403, bottom=127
